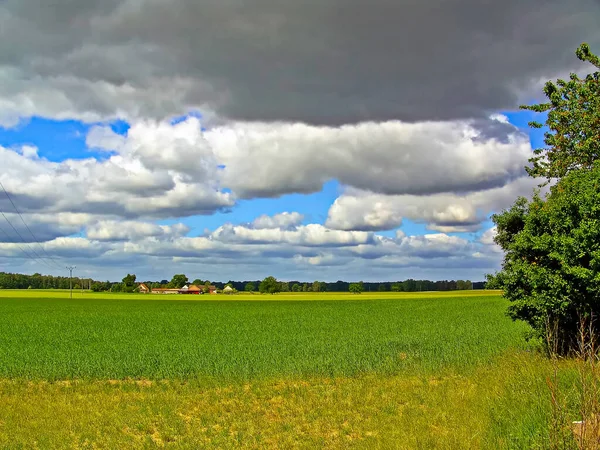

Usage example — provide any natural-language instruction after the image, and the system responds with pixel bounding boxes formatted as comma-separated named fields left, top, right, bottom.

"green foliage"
left=121, top=274, right=136, bottom=287
left=168, top=274, right=188, bottom=289
left=492, top=43, right=600, bottom=354
left=484, top=274, right=501, bottom=290
left=349, top=282, right=364, bottom=294
left=0, top=272, right=99, bottom=290
left=119, top=274, right=136, bottom=293
left=0, top=292, right=528, bottom=379
left=259, top=276, right=280, bottom=294
left=456, top=280, right=473, bottom=290
left=491, top=164, right=600, bottom=353
left=521, top=43, right=600, bottom=181
left=244, top=282, right=255, bottom=292
left=312, top=281, right=327, bottom=292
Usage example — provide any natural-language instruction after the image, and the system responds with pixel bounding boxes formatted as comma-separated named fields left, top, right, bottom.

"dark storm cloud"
left=0, top=0, right=598, bottom=125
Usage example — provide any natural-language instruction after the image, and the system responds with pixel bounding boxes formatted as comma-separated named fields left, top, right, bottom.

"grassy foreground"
left=0, top=290, right=585, bottom=448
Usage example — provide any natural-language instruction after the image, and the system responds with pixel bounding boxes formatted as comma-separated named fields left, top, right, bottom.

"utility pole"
left=66, top=266, right=76, bottom=299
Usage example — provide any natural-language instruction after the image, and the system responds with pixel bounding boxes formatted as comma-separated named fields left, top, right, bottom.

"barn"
left=179, top=284, right=202, bottom=295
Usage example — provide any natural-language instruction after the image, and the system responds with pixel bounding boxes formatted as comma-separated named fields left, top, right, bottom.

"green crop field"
left=0, top=290, right=584, bottom=448
left=0, top=290, right=524, bottom=379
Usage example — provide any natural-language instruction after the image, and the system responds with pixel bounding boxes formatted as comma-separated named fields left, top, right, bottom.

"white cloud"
left=480, top=226, right=498, bottom=246
left=489, top=113, right=509, bottom=124
left=86, top=220, right=189, bottom=241
left=208, top=119, right=532, bottom=198
left=0, top=119, right=234, bottom=219
left=210, top=223, right=374, bottom=247
left=0, top=212, right=92, bottom=243
left=293, top=253, right=343, bottom=267
left=326, top=177, right=541, bottom=233
left=252, top=212, right=304, bottom=230
left=479, top=226, right=503, bottom=254
left=86, top=125, right=126, bottom=152
left=2, top=115, right=537, bottom=229
left=0, top=212, right=505, bottom=281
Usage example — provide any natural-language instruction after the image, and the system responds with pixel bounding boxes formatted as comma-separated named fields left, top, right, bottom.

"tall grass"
left=544, top=316, right=600, bottom=449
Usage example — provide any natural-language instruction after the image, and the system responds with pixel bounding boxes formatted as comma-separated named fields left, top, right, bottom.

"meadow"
left=0, top=290, right=586, bottom=448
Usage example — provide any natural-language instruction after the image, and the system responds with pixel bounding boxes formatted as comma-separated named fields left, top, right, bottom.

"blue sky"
left=0, top=0, right=596, bottom=282
left=0, top=112, right=541, bottom=280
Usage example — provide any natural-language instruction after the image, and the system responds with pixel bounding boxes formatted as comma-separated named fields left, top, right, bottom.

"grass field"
left=0, top=290, right=585, bottom=448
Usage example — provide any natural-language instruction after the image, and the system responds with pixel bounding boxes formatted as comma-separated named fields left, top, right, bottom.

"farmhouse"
left=139, top=283, right=218, bottom=294
left=223, top=285, right=234, bottom=294
left=178, top=284, right=202, bottom=295
left=151, top=287, right=180, bottom=294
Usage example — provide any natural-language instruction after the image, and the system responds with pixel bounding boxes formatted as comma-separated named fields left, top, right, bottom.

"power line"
left=0, top=209, right=56, bottom=270
left=0, top=180, right=63, bottom=269
left=0, top=222, right=41, bottom=262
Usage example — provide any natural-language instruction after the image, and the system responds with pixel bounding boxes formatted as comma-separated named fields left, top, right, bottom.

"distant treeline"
left=0, top=271, right=485, bottom=292
left=225, top=279, right=483, bottom=292
left=0, top=272, right=94, bottom=290
left=138, top=278, right=484, bottom=292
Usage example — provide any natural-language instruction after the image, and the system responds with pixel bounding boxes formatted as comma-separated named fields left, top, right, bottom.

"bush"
left=490, top=165, right=600, bottom=354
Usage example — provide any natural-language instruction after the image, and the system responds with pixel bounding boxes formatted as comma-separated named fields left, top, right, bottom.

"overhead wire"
left=0, top=219, right=49, bottom=268
left=0, top=180, right=64, bottom=269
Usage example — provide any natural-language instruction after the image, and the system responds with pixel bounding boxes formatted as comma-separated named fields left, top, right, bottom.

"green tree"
left=490, top=43, right=600, bottom=355
left=521, top=43, right=600, bottom=181
left=192, top=279, right=204, bottom=286
left=122, top=273, right=136, bottom=287
left=349, top=282, right=364, bottom=294
left=121, top=273, right=136, bottom=293
left=259, top=276, right=280, bottom=294
left=245, top=282, right=255, bottom=292
left=491, top=163, right=600, bottom=353
left=456, top=280, right=472, bottom=290
left=291, top=283, right=300, bottom=292
left=169, top=274, right=188, bottom=289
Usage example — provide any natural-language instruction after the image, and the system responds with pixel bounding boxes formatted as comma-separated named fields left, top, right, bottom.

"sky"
left=0, top=0, right=599, bottom=283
